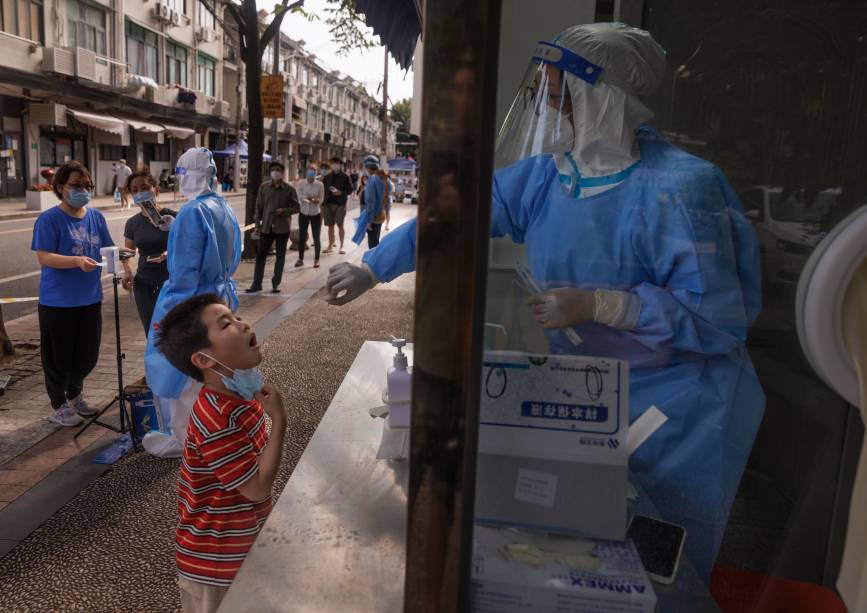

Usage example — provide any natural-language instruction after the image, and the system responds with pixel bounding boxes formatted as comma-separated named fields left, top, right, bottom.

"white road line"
left=0, top=212, right=138, bottom=235
left=0, top=270, right=41, bottom=285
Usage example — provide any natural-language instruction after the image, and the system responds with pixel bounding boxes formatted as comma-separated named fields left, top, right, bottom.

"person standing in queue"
left=322, top=157, right=353, bottom=255
left=246, top=162, right=300, bottom=294
left=295, top=164, right=325, bottom=268
left=31, top=161, right=114, bottom=427
left=121, top=170, right=177, bottom=334
left=352, top=155, right=390, bottom=249
left=144, top=147, right=242, bottom=458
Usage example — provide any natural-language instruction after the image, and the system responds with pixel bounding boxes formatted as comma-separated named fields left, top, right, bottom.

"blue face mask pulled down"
left=199, top=353, right=265, bottom=400
left=67, top=188, right=91, bottom=208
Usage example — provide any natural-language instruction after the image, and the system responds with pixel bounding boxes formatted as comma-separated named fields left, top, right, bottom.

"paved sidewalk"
left=0, top=188, right=248, bottom=221
left=0, top=203, right=416, bottom=550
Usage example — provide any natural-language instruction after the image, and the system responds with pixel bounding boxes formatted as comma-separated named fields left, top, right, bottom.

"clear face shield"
left=494, top=42, right=604, bottom=173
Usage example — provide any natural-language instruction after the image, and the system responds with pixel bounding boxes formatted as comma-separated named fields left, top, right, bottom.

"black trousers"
left=133, top=276, right=166, bottom=335
left=38, top=302, right=102, bottom=409
left=367, top=223, right=383, bottom=248
left=252, top=232, right=290, bottom=290
left=298, top=213, right=322, bottom=262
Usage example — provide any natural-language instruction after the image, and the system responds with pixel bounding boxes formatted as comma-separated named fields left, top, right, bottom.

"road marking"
left=0, top=212, right=139, bottom=235
left=0, top=296, right=39, bottom=304
left=0, top=270, right=41, bottom=285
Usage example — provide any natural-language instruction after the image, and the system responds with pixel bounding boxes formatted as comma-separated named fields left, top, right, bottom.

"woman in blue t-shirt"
left=31, top=161, right=114, bottom=427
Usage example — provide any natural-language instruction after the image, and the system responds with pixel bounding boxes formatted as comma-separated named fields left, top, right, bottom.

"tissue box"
left=471, top=526, right=656, bottom=613
left=475, top=351, right=629, bottom=540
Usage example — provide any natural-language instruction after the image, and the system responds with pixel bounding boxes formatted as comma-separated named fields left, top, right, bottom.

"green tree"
left=202, top=0, right=376, bottom=254
left=391, top=98, right=418, bottom=157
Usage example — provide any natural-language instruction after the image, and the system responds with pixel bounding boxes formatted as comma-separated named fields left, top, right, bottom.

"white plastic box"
left=471, top=526, right=657, bottom=613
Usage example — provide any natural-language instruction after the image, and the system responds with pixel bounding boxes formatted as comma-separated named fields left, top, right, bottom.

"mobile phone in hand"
left=627, top=515, right=686, bottom=585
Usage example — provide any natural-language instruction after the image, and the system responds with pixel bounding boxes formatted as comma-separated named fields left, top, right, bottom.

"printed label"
left=515, top=468, right=558, bottom=508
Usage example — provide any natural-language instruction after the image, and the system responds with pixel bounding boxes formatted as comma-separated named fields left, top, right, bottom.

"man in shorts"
left=321, top=157, right=353, bottom=255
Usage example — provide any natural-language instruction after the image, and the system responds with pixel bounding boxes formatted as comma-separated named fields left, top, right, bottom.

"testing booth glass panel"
left=468, top=1, right=867, bottom=611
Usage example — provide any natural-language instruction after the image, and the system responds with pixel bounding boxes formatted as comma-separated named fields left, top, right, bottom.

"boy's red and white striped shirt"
left=176, top=387, right=271, bottom=587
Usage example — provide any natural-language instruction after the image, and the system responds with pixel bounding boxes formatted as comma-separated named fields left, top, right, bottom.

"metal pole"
left=404, top=0, right=501, bottom=610
left=381, top=47, right=389, bottom=161
left=233, top=59, right=243, bottom=192
left=271, top=34, right=280, bottom=161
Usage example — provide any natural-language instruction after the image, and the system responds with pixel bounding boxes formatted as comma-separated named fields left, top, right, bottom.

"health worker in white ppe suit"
left=143, top=148, right=242, bottom=458
left=326, top=23, right=765, bottom=580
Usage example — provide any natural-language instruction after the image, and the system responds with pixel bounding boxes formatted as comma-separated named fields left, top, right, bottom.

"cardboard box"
left=475, top=351, right=629, bottom=540
left=472, top=526, right=656, bottom=613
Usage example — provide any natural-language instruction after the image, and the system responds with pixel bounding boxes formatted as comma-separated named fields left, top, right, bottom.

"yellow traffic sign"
left=261, top=75, right=284, bottom=119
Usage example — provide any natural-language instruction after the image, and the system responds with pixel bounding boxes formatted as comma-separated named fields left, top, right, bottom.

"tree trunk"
left=0, top=305, right=13, bottom=357
left=241, top=0, right=263, bottom=259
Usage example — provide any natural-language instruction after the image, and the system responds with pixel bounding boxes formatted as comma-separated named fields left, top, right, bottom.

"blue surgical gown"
left=145, top=192, right=242, bottom=399
left=363, top=127, right=765, bottom=580
left=352, top=174, right=387, bottom=244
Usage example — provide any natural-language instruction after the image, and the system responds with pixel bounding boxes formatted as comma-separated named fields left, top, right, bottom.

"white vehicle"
left=741, top=186, right=835, bottom=286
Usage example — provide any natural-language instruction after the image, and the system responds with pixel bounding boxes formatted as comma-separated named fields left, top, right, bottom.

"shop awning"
left=161, top=124, right=196, bottom=139
left=125, top=118, right=165, bottom=133
left=292, top=95, right=307, bottom=110
left=354, top=0, right=421, bottom=70
left=69, top=109, right=125, bottom=135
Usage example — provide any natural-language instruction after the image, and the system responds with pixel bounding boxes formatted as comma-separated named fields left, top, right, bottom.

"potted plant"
left=26, top=183, right=58, bottom=211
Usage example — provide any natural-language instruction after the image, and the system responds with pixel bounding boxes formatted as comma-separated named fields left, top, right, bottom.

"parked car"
left=741, top=186, right=835, bottom=286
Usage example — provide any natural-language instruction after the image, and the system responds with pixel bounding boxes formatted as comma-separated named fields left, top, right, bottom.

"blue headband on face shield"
left=532, top=41, right=603, bottom=85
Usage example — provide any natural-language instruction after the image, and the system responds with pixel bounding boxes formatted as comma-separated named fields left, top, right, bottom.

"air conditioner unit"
left=196, top=27, right=214, bottom=42
left=170, top=10, right=182, bottom=27
left=42, top=47, right=75, bottom=76
left=74, top=47, right=97, bottom=81
left=216, top=100, right=230, bottom=118
left=28, top=102, right=68, bottom=127
left=153, top=4, right=170, bottom=21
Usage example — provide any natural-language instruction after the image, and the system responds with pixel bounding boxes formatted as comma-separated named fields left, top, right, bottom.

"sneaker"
left=48, top=403, right=84, bottom=427
left=69, top=394, right=98, bottom=417
left=244, top=287, right=262, bottom=294
left=295, top=260, right=304, bottom=268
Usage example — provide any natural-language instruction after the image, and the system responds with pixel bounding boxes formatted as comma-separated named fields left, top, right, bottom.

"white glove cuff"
left=361, top=263, right=380, bottom=287
left=594, top=289, right=642, bottom=330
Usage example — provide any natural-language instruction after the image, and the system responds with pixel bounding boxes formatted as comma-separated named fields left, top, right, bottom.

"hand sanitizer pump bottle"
left=386, top=336, right=412, bottom=427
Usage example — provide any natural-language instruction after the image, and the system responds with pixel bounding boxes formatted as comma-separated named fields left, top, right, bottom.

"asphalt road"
left=0, top=195, right=249, bottom=323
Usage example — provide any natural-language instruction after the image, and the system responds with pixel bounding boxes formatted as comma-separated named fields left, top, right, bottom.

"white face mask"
left=270, top=170, right=283, bottom=181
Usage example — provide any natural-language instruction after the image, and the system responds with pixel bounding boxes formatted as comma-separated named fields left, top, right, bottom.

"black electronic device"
left=627, top=515, right=686, bottom=585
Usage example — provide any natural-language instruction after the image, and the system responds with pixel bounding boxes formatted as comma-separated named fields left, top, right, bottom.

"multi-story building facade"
left=0, top=2, right=397, bottom=199
left=0, top=0, right=232, bottom=198
left=223, top=21, right=398, bottom=181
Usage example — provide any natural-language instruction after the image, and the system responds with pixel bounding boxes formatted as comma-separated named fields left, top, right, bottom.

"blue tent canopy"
left=212, top=140, right=272, bottom=161
left=354, top=0, right=421, bottom=71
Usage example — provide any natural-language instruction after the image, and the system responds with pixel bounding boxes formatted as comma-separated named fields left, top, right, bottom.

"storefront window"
left=143, top=143, right=169, bottom=164
left=126, top=21, right=159, bottom=81
left=197, top=53, right=216, bottom=96
left=99, top=144, right=128, bottom=161
left=166, top=42, right=188, bottom=87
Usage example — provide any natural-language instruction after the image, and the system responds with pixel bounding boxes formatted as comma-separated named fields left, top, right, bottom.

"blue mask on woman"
left=67, top=188, right=91, bottom=208
left=199, top=353, right=265, bottom=400
left=133, top=190, right=156, bottom=206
